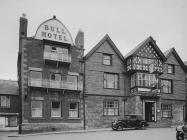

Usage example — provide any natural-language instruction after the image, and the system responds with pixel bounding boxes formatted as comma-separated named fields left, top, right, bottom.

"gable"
left=84, top=34, right=124, bottom=62
left=136, top=42, right=159, bottom=59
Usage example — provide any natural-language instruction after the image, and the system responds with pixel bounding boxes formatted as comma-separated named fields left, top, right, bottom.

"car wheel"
left=176, top=131, right=184, bottom=140
left=117, top=125, right=123, bottom=131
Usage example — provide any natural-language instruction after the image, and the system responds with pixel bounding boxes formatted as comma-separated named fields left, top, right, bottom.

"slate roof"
left=0, top=79, right=18, bottom=95
left=84, top=34, right=125, bottom=61
left=124, top=36, right=166, bottom=62
left=164, top=48, right=186, bottom=72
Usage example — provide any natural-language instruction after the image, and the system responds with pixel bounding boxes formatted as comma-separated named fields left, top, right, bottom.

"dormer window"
left=167, top=64, right=175, bottom=74
left=103, top=54, right=112, bottom=65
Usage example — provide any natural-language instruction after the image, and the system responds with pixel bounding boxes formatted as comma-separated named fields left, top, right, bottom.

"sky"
left=0, top=0, right=187, bottom=80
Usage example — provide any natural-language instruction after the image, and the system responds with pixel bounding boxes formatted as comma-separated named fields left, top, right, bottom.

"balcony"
left=28, top=78, right=82, bottom=91
left=44, top=52, right=71, bottom=63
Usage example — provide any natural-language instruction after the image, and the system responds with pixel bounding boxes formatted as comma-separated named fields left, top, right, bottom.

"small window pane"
left=103, top=100, right=119, bottom=116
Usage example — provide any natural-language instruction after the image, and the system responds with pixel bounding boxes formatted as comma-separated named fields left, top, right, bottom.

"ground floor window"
left=0, top=96, right=10, bottom=107
left=51, top=101, right=61, bottom=117
left=103, top=100, right=119, bottom=116
left=161, top=104, right=172, bottom=118
left=31, top=100, right=43, bottom=118
left=69, top=102, right=79, bottom=118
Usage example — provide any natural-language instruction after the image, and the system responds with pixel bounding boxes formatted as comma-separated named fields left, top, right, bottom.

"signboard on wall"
left=35, top=17, right=73, bottom=45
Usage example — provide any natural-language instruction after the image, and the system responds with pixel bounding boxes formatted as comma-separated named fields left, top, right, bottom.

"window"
left=0, top=96, right=10, bottom=107
left=69, top=102, right=79, bottom=118
left=50, top=73, right=61, bottom=81
left=161, top=79, right=172, bottom=93
left=167, top=64, right=175, bottom=74
left=104, top=73, right=119, bottom=89
left=161, top=104, right=172, bottom=118
left=103, top=54, right=112, bottom=65
left=30, top=71, right=42, bottom=79
left=130, top=73, right=158, bottom=88
left=31, top=101, right=43, bottom=118
left=103, top=100, right=119, bottom=116
left=51, top=46, right=57, bottom=52
left=51, top=101, right=61, bottom=117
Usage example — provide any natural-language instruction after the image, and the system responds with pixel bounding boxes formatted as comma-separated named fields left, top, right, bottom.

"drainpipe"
left=82, top=58, right=86, bottom=130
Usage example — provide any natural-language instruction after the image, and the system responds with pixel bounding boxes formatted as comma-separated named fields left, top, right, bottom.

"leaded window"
left=161, top=104, right=172, bottom=118
left=103, top=100, right=119, bottom=116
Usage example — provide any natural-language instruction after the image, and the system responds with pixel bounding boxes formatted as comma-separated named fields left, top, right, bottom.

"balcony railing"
left=44, top=52, right=71, bottom=63
left=29, top=78, right=82, bottom=91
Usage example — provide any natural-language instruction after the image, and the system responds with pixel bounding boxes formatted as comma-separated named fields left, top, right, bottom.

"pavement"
left=7, top=128, right=112, bottom=137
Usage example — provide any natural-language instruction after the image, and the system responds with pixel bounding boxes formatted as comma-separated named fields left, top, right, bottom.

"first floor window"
left=161, top=79, right=172, bottom=93
left=51, top=101, right=61, bottom=117
left=161, top=104, right=172, bottom=118
left=31, top=101, right=43, bottom=118
left=104, top=73, right=119, bottom=89
left=0, top=96, right=10, bottom=107
left=103, top=100, right=119, bottom=116
left=69, top=102, right=79, bottom=118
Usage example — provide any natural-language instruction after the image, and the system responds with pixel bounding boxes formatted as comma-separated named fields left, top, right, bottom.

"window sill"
left=50, top=117, right=63, bottom=119
left=68, top=117, right=80, bottom=120
left=104, top=88, right=120, bottom=90
left=30, top=117, right=45, bottom=119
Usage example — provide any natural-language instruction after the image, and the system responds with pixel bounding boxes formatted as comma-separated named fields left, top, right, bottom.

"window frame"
left=0, top=96, right=10, bottom=108
left=103, top=100, right=119, bottom=116
left=68, top=102, right=79, bottom=118
left=31, top=100, right=43, bottom=118
left=161, top=79, right=173, bottom=94
left=161, top=104, right=172, bottom=118
left=167, top=64, right=175, bottom=74
left=103, top=54, right=112, bottom=66
left=30, top=70, right=42, bottom=79
left=51, top=101, right=62, bottom=118
left=103, top=73, right=119, bottom=89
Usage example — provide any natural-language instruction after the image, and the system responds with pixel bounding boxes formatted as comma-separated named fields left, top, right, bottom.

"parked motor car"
left=176, top=124, right=187, bottom=140
left=112, top=114, right=149, bottom=131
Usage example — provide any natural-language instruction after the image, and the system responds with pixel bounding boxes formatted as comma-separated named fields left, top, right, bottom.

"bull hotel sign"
left=35, top=16, right=73, bottom=45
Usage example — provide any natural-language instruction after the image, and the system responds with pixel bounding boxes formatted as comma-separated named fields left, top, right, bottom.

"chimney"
left=75, top=29, right=84, bottom=49
left=19, top=13, right=28, bottom=38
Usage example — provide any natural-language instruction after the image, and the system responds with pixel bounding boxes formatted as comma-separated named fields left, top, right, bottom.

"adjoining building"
left=0, top=79, right=19, bottom=128
left=17, top=15, right=84, bottom=133
left=83, top=35, right=126, bottom=128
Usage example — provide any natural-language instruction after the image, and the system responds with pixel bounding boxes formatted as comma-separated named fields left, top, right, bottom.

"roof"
left=0, top=80, right=18, bottom=95
left=84, top=34, right=125, bottom=61
left=124, top=36, right=166, bottom=61
left=164, top=48, right=186, bottom=72
left=184, top=61, right=187, bottom=66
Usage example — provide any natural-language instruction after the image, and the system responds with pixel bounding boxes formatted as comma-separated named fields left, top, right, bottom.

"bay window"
left=130, top=73, right=158, bottom=88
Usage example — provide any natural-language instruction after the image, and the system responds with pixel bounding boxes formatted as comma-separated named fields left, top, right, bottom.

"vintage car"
left=112, top=115, right=149, bottom=131
left=176, top=124, right=187, bottom=140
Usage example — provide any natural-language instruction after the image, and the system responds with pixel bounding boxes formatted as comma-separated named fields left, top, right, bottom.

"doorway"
left=145, top=102, right=156, bottom=122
